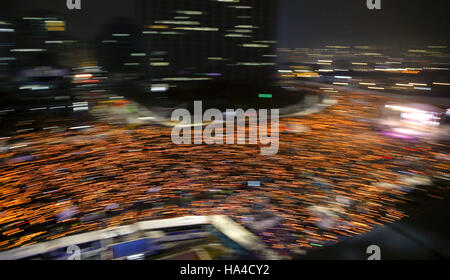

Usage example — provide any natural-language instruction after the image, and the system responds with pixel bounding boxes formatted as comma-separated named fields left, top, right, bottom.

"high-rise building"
left=96, top=17, right=146, bottom=75
left=138, top=0, right=278, bottom=86
left=0, top=20, right=15, bottom=88
left=12, top=15, right=74, bottom=70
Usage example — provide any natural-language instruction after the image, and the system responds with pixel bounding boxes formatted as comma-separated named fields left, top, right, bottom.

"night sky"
left=277, top=0, right=450, bottom=48
left=7, top=0, right=450, bottom=48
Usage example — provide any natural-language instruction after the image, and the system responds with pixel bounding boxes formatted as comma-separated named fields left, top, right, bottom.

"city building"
left=137, top=0, right=278, bottom=86
left=0, top=19, right=15, bottom=89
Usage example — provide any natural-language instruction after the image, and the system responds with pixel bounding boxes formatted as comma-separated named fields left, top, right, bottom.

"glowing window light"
left=150, top=25, right=168, bottom=29
left=237, top=62, right=275, bottom=66
left=235, top=25, right=257, bottom=29
left=334, top=76, right=352, bottom=79
left=410, top=83, right=427, bottom=86
left=433, top=82, right=450, bottom=86
left=359, top=82, right=376, bottom=86
left=11, top=49, right=46, bottom=52
left=242, top=44, right=269, bottom=48
left=151, top=84, right=168, bottom=92
left=74, top=74, right=93, bottom=79
left=232, top=29, right=252, bottom=33
left=296, top=72, right=319, bottom=78
left=155, top=20, right=200, bottom=25
left=161, top=31, right=184, bottom=35
left=162, top=77, right=211, bottom=81
left=325, top=46, right=350, bottom=49
left=23, top=17, right=45, bottom=20
left=225, top=33, right=250, bottom=37
left=229, top=5, right=252, bottom=8
left=333, top=82, right=348, bottom=86
left=45, top=20, right=65, bottom=31
left=175, top=27, right=218, bottom=31
left=255, top=40, right=276, bottom=44
left=20, top=85, right=50, bottom=90
left=396, top=83, right=413, bottom=87
left=413, top=87, right=431, bottom=91
left=150, top=62, right=170, bottom=66
left=175, top=10, right=203, bottom=15
left=258, top=94, right=272, bottom=98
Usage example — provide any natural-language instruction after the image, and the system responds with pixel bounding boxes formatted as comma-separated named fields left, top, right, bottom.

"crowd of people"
left=0, top=89, right=448, bottom=256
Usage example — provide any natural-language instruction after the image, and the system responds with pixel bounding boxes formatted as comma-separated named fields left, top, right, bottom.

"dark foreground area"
left=297, top=182, right=450, bottom=260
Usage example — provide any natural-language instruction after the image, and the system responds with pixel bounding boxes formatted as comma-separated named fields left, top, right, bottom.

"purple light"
left=382, top=131, right=414, bottom=140
left=206, top=73, right=222, bottom=76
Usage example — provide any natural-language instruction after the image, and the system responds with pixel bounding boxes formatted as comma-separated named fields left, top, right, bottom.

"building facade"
left=137, top=0, right=278, bottom=85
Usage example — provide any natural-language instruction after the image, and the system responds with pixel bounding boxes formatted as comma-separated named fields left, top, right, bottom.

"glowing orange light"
left=401, top=70, right=420, bottom=74
left=74, top=74, right=93, bottom=79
